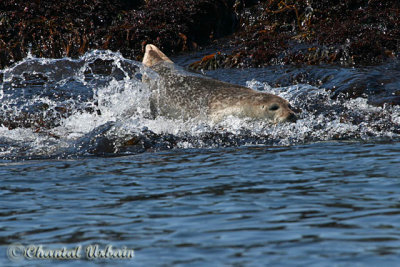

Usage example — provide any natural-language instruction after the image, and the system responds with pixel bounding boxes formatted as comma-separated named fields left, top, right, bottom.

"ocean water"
left=1, top=51, right=400, bottom=266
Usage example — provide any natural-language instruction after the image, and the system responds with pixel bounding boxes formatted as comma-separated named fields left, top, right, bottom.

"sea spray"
left=1, top=51, right=400, bottom=160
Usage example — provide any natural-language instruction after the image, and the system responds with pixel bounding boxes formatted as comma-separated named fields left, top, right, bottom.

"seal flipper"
left=142, top=44, right=173, bottom=67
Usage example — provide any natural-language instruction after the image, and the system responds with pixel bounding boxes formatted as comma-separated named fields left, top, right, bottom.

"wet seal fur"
left=143, top=44, right=297, bottom=123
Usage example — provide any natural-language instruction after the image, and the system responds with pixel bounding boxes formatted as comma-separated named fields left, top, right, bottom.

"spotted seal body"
left=143, top=44, right=297, bottom=123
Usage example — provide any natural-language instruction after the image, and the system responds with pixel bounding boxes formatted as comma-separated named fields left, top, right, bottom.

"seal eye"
left=269, top=104, right=280, bottom=111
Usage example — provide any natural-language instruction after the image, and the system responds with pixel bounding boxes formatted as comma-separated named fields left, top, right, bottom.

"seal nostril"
left=287, top=113, right=297, bottom=123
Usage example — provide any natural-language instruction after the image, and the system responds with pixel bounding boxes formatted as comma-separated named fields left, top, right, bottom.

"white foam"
left=1, top=51, right=399, bottom=159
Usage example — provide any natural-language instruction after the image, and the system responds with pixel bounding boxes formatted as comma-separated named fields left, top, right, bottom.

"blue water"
left=1, top=142, right=400, bottom=266
left=1, top=52, right=400, bottom=266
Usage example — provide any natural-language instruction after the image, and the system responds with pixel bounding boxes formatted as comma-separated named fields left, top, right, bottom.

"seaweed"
left=1, top=0, right=399, bottom=69
left=0, top=0, right=236, bottom=68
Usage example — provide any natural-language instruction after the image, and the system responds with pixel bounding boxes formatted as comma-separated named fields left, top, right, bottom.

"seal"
left=143, top=44, right=297, bottom=123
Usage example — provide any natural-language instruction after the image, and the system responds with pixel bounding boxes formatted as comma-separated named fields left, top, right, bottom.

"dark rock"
left=1, top=0, right=399, bottom=69
left=191, top=0, right=400, bottom=69
left=0, top=0, right=237, bottom=69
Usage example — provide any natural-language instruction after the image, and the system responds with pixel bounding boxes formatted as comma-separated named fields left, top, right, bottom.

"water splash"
left=0, top=51, right=399, bottom=160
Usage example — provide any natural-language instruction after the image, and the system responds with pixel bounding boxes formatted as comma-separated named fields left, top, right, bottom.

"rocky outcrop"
left=1, top=0, right=399, bottom=69
left=0, top=0, right=236, bottom=68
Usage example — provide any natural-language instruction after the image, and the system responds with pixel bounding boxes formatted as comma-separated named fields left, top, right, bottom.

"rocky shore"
left=0, top=0, right=236, bottom=69
left=1, top=0, right=399, bottom=69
